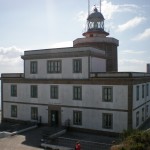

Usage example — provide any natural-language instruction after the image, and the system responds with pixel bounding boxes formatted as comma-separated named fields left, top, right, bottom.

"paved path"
left=0, top=127, right=44, bottom=150
left=0, top=117, right=150, bottom=150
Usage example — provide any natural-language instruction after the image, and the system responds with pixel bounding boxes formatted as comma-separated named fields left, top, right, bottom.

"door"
left=51, top=110, right=59, bottom=126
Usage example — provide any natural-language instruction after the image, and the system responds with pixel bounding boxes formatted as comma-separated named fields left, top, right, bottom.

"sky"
left=0, top=0, right=150, bottom=75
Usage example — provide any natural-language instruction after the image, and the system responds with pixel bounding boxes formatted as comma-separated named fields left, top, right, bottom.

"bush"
left=111, top=130, right=150, bottom=150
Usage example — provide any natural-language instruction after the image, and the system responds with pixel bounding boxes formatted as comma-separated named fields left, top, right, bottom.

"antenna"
left=88, top=0, right=90, bottom=15
left=100, top=0, right=101, bottom=12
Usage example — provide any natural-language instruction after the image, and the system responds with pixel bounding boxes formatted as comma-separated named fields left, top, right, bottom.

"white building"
left=1, top=7, right=150, bottom=135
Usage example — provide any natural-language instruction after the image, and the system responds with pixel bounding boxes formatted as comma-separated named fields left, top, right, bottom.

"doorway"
left=50, top=110, right=59, bottom=127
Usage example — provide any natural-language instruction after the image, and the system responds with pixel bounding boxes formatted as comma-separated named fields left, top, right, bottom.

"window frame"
left=73, top=86, right=82, bottom=100
left=102, top=86, right=113, bottom=102
left=146, top=105, right=149, bottom=118
left=11, top=105, right=17, bottom=118
left=30, top=85, right=38, bottom=98
left=47, top=60, right=62, bottom=73
left=31, top=107, right=38, bottom=120
left=73, top=111, right=82, bottom=125
left=11, top=85, right=17, bottom=97
left=136, top=111, right=139, bottom=127
left=102, top=113, right=113, bottom=129
left=50, top=85, right=59, bottom=99
left=30, top=61, right=38, bottom=74
left=136, top=85, right=139, bottom=101
left=73, top=59, right=82, bottom=73
left=142, top=84, right=145, bottom=98
left=142, top=108, right=145, bottom=122
left=146, top=84, right=149, bottom=97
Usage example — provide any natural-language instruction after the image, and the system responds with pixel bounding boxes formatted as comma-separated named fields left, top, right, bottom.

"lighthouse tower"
left=73, top=4, right=119, bottom=72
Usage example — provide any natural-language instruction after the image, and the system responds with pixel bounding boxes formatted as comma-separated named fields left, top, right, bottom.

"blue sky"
left=0, top=0, right=150, bottom=75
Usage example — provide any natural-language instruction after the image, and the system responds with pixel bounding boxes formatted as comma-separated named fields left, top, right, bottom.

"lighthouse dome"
left=87, top=7, right=104, bottom=22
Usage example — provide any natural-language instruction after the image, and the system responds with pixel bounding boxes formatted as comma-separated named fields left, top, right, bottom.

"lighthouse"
left=73, top=2, right=119, bottom=72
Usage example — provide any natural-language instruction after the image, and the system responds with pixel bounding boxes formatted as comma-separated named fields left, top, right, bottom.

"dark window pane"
left=11, top=105, right=17, bottom=117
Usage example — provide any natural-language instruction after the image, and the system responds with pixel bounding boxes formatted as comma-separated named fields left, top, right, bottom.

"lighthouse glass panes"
left=88, top=20, right=104, bottom=30
left=87, top=7, right=104, bottom=31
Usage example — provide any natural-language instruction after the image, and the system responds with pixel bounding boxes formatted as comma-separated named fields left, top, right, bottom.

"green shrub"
left=112, top=130, right=150, bottom=150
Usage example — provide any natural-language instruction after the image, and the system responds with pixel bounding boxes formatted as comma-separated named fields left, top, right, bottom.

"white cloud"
left=102, top=1, right=139, bottom=20
left=132, top=28, right=150, bottom=41
left=0, top=46, right=23, bottom=74
left=75, top=0, right=139, bottom=22
left=119, top=59, right=146, bottom=65
left=0, top=46, right=23, bottom=58
left=50, top=41, right=73, bottom=48
left=117, top=17, right=146, bottom=32
left=122, top=49, right=145, bottom=54
left=101, top=0, right=119, bottom=20
left=119, top=58, right=147, bottom=72
left=76, top=11, right=88, bottom=22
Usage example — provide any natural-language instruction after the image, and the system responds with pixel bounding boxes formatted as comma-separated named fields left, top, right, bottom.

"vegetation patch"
left=111, top=129, right=150, bottom=150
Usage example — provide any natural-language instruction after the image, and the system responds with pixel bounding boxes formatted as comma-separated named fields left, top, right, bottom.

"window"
left=11, top=85, right=17, bottom=97
left=102, top=113, right=113, bottom=129
left=11, top=105, right=17, bottom=117
left=146, top=84, right=149, bottom=97
left=102, top=87, right=113, bottom=102
left=136, top=111, right=139, bottom=127
left=73, top=59, right=82, bottom=73
left=73, top=111, right=82, bottom=125
left=142, top=108, right=144, bottom=122
left=47, top=60, right=61, bottom=73
left=31, top=85, right=38, bottom=98
left=142, top=85, right=145, bottom=98
left=50, top=85, right=59, bottom=99
left=136, top=85, right=139, bottom=101
left=30, top=61, right=37, bottom=74
left=73, top=86, right=82, bottom=100
left=146, top=105, right=149, bottom=118
left=31, top=107, right=38, bottom=120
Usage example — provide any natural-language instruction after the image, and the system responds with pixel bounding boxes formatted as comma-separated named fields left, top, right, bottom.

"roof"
left=87, top=7, right=104, bottom=22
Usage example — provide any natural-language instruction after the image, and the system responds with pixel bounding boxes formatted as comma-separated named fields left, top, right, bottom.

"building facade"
left=1, top=7, right=150, bottom=134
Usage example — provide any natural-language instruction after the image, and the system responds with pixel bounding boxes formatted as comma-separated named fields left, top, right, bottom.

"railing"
left=1, top=73, right=24, bottom=78
left=90, top=72, right=150, bottom=78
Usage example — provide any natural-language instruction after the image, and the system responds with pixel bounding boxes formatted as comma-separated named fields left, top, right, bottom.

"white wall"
left=3, top=83, right=128, bottom=132
left=24, top=56, right=107, bottom=79
left=3, top=102, right=48, bottom=123
left=3, top=83, right=128, bottom=110
left=61, top=107, right=128, bottom=133
left=24, top=57, right=89, bottom=79
left=90, top=57, right=106, bottom=72
left=132, top=82, right=150, bottom=129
